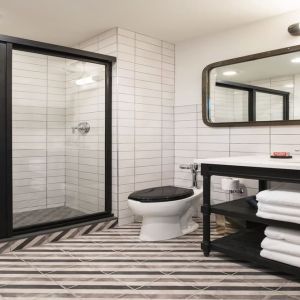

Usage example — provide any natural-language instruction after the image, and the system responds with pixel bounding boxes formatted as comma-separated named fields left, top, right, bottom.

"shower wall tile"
left=12, top=51, right=66, bottom=214
left=13, top=48, right=108, bottom=218
left=46, top=56, right=66, bottom=209
left=73, top=29, right=118, bottom=218
left=65, top=61, right=107, bottom=215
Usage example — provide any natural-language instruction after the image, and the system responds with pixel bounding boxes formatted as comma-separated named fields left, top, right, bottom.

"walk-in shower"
left=0, top=35, right=115, bottom=238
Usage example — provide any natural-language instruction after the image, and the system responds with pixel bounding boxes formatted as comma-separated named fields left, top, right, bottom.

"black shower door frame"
left=0, top=35, right=116, bottom=238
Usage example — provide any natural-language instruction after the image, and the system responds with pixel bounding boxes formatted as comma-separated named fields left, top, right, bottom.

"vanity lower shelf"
left=201, top=162, right=300, bottom=278
left=210, top=229, right=300, bottom=277
left=210, top=198, right=300, bottom=230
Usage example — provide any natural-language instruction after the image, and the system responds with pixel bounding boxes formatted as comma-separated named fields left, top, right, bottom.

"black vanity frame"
left=215, top=80, right=290, bottom=122
left=0, top=34, right=116, bottom=238
left=203, top=44, right=300, bottom=127
left=201, top=163, right=300, bottom=276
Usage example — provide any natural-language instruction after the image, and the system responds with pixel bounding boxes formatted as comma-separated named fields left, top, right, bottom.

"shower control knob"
left=72, top=122, right=90, bottom=135
left=179, top=164, right=193, bottom=170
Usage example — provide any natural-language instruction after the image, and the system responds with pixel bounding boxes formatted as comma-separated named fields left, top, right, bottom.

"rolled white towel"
left=261, top=237, right=300, bottom=257
left=257, top=189, right=300, bottom=207
left=265, top=226, right=300, bottom=245
left=256, top=211, right=300, bottom=225
left=257, top=202, right=300, bottom=217
left=261, top=249, right=300, bottom=268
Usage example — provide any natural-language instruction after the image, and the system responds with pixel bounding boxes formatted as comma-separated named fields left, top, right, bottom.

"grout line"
left=64, top=57, right=67, bottom=207
left=116, top=29, right=120, bottom=219
left=161, top=40, right=163, bottom=186
left=134, top=31, right=136, bottom=194
left=46, top=55, right=49, bottom=209
left=269, top=125, right=271, bottom=155
left=229, top=127, right=231, bottom=157
left=196, top=104, right=199, bottom=161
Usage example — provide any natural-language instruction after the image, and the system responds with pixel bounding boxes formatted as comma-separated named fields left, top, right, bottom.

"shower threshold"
left=13, top=206, right=86, bottom=229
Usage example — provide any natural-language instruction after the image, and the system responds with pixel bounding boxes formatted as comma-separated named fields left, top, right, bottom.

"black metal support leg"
left=202, top=175, right=211, bottom=256
left=259, top=180, right=268, bottom=192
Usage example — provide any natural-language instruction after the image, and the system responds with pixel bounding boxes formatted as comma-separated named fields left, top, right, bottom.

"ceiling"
left=0, top=0, right=300, bottom=46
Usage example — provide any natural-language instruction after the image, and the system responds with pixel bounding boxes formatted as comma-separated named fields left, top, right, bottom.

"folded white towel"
left=257, top=202, right=300, bottom=217
left=261, top=249, right=300, bottom=268
left=261, top=237, right=300, bottom=257
left=265, top=226, right=300, bottom=245
left=257, top=189, right=300, bottom=207
left=256, top=211, right=300, bottom=224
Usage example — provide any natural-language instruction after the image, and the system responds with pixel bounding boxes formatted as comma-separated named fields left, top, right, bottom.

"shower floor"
left=13, top=206, right=85, bottom=228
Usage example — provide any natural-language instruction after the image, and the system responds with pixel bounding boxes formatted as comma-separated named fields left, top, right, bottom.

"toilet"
left=128, top=186, right=203, bottom=241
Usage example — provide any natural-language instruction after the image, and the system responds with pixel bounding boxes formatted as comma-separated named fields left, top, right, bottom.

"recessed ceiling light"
left=75, top=76, right=95, bottom=86
left=222, top=70, right=237, bottom=76
left=285, top=83, right=294, bottom=88
left=291, top=57, right=300, bottom=63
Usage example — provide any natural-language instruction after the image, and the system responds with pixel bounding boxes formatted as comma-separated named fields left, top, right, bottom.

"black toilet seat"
left=128, top=186, right=194, bottom=203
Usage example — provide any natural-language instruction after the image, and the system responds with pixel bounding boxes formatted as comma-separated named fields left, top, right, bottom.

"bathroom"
left=0, top=0, right=300, bottom=298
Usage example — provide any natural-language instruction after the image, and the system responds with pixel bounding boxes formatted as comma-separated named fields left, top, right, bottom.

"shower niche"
left=0, top=35, right=115, bottom=237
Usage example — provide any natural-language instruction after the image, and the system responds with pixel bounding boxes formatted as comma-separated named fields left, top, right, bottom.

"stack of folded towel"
left=256, top=188, right=300, bottom=224
left=261, top=226, right=300, bottom=268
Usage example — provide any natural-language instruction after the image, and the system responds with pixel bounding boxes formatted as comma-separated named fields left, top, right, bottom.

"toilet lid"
left=128, top=186, right=194, bottom=203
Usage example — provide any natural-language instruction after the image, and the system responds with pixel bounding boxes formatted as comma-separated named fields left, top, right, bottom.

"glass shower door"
left=12, top=50, right=106, bottom=229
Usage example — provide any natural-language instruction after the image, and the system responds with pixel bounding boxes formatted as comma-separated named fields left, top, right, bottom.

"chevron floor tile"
left=0, top=218, right=298, bottom=299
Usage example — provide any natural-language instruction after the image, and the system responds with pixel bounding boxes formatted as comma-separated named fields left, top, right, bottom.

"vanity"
left=198, top=156, right=300, bottom=277
left=198, top=41, right=300, bottom=276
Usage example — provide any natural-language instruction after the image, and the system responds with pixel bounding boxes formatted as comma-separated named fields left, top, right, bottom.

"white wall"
left=175, top=10, right=300, bottom=203
left=176, top=9, right=300, bottom=106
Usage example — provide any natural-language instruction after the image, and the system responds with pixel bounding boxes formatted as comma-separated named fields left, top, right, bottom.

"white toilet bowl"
left=128, top=186, right=202, bottom=241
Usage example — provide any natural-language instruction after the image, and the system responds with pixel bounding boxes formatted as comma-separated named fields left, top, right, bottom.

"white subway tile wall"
left=12, top=50, right=107, bottom=220
left=12, top=51, right=66, bottom=213
left=77, top=28, right=175, bottom=225
left=175, top=100, right=300, bottom=205
left=14, top=28, right=300, bottom=225
left=65, top=61, right=106, bottom=214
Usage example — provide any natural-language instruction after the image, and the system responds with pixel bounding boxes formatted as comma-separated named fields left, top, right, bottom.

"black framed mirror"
left=202, top=44, right=300, bottom=127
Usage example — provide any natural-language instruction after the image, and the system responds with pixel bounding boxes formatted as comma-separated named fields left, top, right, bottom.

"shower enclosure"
left=0, top=35, right=115, bottom=238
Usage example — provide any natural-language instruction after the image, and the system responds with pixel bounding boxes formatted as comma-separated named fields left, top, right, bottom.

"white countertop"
left=194, top=155, right=300, bottom=170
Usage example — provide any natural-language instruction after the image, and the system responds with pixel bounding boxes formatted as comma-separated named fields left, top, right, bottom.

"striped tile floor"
left=0, top=219, right=299, bottom=299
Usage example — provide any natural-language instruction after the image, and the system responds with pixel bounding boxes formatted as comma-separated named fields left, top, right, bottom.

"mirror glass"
left=208, top=51, right=300, bottom=124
